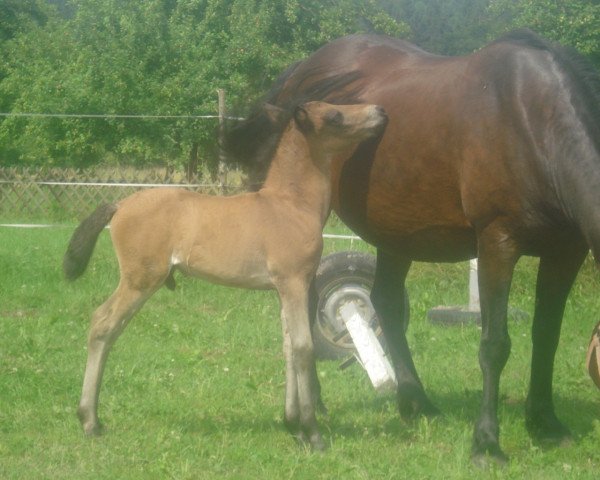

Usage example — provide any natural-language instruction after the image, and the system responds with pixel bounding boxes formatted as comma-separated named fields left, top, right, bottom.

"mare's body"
left=228, top=30, right=600, bottom=464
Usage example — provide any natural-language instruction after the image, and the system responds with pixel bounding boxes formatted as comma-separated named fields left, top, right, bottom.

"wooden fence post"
left=217, top=88, right=228, bottom=194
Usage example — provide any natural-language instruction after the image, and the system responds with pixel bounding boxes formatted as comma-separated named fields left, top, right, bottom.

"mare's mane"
left=225, top=69, right=365, bottom=188
left=226, top=29, right=600, bottom=188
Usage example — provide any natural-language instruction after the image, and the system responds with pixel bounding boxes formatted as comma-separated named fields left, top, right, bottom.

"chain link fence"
left=0, top=166, right=245, bottom=221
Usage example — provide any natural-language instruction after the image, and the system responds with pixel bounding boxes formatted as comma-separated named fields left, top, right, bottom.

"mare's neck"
left=261, top=124, right=332, bottom=226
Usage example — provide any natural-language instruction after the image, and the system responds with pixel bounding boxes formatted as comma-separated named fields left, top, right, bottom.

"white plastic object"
left=339, top=302, right=397, bottom=392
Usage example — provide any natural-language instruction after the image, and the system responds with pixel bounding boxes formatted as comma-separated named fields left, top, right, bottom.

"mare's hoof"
left=397, top=386, right=441, bottom=419
left=472, top=421, right=508, bottom=468
left=526, top=412, right=572, bottom=447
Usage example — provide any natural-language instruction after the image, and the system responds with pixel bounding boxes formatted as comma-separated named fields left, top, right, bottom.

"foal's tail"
left=63, top=203, right=118, bottom=281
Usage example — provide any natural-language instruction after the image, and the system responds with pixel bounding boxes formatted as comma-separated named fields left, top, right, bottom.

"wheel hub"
left=320, top=284, right=376, bottom=347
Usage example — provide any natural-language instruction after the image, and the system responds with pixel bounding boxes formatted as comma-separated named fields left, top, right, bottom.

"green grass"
left=1, top=223, right=599, bottom=479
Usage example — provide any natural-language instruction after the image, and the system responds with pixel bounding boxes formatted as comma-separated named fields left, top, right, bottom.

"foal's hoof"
left=309, top=434, right=327, bottom=453
left=471, top=449, right=509, bottom=469
left=290, top=431, right=327, bottom=453
left=317, top=397, right=329, bottom=416
left=284, top=417, right=327, bottom=452
left=77, top=410, right=104, bottom=437
left=82, top=422, right=104, bottom=437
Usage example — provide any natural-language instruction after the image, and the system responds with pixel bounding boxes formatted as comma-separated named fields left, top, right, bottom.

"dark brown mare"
left=227, top=30, right=600, bottom=465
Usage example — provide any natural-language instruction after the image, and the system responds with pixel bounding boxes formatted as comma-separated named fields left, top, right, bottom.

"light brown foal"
left=63, top=101, right=387, bottom=450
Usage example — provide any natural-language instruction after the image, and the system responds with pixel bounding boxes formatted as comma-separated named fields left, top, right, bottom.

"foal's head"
left=291, top=101, right=387, bottom=155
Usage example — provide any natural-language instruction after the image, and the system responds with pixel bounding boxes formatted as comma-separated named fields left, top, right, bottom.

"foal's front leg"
left=278, top=280, right=325, bottom=451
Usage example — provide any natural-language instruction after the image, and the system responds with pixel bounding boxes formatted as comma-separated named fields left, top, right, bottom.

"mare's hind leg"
left=370, top=250, right=439, bottom=418
left=526, top=240, right=587, bottom=443
left=278, top=279, right=324, bottom=451
left=78, top=282, right=152, bottom=436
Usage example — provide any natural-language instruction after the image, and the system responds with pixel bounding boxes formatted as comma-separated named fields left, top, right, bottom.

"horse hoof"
left=82, top=422, right=104, bottom=437
left=471, top=450, right=509, bottom=469
left=287, top=426, right=327, bottom=453
left=397, top=388, right=441, bottom=419
left=526, top=413, right=572, bottom=446
left=78, top=408, right=104, bottom=437
left=310, top=435, right=327, bottom=453
left=317, top=398, right=329, bottom=416
left=290, top=432, right=326, bottom=453
left=531, top=426, right=573, bottom=447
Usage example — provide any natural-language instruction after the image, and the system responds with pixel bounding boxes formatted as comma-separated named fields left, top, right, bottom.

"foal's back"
left=110, top=188, right=266, bottom=288
left=110, top=187, right=322, bottom=290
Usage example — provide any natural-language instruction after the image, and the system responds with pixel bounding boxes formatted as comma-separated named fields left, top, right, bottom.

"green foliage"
left=488, top=0, right=600, bottom=64
left=0, top=0, right=49, bottom=42
left=0, top=0, right=405, bottom=168
left=0, top=1, right=597, bottom=169
left=380, top=0, right=492, bottom=54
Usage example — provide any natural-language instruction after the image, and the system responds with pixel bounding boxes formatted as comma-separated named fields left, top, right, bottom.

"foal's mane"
left=495, top=29, right=600, bottom=152
left=225, top=67, right=365, bottom=188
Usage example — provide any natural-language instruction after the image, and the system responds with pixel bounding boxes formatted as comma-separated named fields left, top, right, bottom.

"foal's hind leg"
left=370, top=250, right=439, bottom=418
left=308, top=279, right=327, bottom=415
left=78, top=282, right=152, bottom=435
left=278, top=280, right=324, bottom=451
left=526, top=241, right=587, bottom=443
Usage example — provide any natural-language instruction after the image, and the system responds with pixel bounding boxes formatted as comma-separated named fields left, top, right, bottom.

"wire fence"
left=0, top=166, right=246, bottom=221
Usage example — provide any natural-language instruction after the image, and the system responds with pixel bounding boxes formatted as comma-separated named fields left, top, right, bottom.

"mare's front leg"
left=472, top=226, right=519, bottom=466
left=370, top=250, right=439, bottom=418
left=78, top=282, right=150, bottom=436
left=278, top=279, right=325, bottom=451
left=526, top=240, right=587, bottom=443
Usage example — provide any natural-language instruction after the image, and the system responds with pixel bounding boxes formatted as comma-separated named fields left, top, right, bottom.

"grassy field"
left=1, top=221, right=599, bottom=479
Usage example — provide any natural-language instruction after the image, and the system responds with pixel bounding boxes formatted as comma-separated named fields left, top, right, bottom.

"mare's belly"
left=363, top=225, right=477, bottom=262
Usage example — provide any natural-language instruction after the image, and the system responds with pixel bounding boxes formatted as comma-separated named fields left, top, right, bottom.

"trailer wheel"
left=310, top=251, right=409, bottom=360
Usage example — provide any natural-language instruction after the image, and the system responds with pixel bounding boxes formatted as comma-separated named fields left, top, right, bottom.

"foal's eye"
left=325, top=110, right=343, bottom=125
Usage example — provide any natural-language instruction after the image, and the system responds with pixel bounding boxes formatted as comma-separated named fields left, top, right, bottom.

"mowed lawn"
left=1, top=223, right=599, bottom=479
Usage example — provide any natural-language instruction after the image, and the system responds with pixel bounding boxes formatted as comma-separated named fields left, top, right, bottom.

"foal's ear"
left=294, top=105, right=314, bottom=133
left=263, top=104, right=285, bottom=125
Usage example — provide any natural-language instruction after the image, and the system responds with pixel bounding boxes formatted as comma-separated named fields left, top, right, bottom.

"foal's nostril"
left=375, top=106, right=387, bottom=117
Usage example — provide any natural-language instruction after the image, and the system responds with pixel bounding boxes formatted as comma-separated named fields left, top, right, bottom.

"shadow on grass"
left=109, top=384, right=597, bottom=455
left=320, top=388, right=599, bottom=445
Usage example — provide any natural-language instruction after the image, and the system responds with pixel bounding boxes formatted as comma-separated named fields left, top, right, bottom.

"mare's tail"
left=63, top=203, right=118, bottom=281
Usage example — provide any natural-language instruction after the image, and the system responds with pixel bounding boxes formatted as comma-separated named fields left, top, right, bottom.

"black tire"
left=310, top=251, right=409, bottom=360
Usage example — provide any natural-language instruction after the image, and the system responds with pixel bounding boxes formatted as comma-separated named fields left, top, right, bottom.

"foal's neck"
left=262, top=124, right=332, bottom=225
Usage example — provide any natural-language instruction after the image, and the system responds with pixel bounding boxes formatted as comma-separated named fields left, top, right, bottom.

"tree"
left=0, top=0, right=50, bottom=42
left=487, top=0, right=600, bottom=66
left=0, top=0, right=407, bottom=169
left=377, top=0, right=491, bottom=55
